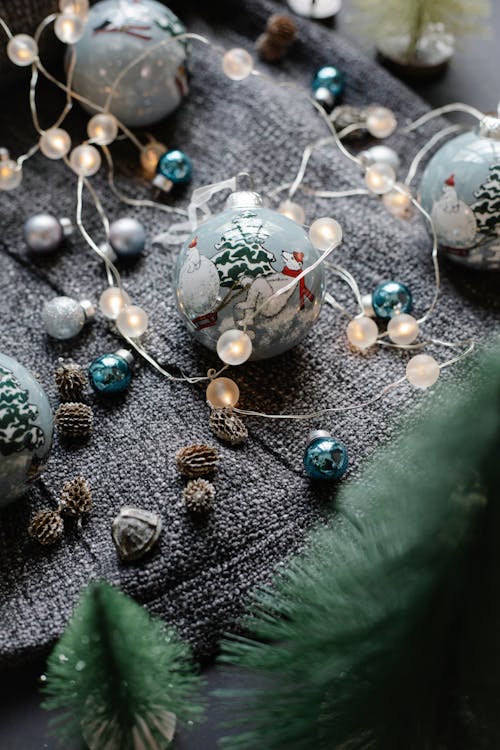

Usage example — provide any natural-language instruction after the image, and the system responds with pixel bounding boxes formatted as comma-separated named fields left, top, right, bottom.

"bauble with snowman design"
left=173, top=191, right=325, bottom=360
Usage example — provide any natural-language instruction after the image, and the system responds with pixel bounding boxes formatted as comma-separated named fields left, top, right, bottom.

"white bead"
left=278, top=200, right=305, bottom=225
left=364, top=162, right=396, bottom=195
left=382, top=183, right=413, bottom=218
left=0, top=158, right=22, bottom=191
left=69, top=144, right=101, bottom=176
left=39, top=127, right=71, bottom=160
left=406, top=354, right=440, bottom=389
left=59, top=0, right=89, bottom=17
left=359, top=145, right=400, bottom=173
left=206, top=377, right=240, bottom=408
left=99, top=287, right=131, bottom=321
left=7, top=34, right=38, bottom=66
left=346, top=316, right=379, bottom=350
left=222, top=48, right=253, bottom=81
left=54, top=12, right=86, bottom=44
left=87, top=113, right=118, bottom=146
left=309, top=217, right=342, bottom=250
left=116, top=305, right=148, bottom=338
left=217, top=329, right=253, bottom=365
left=387, top=314, right=419, bottom=345
left=366, top=106, right=397, bottom=138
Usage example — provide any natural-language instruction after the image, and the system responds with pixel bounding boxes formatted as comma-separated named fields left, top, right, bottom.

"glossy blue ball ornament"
left=154, top=149, right=192, bottom=191
left=304, top=431, right=348, bottom=481
left=89, top=350, right=132, bottom=394
left=372, top=280, right=412, bottom=319
left=312, top=66, right=345, bottom=97
left=109, top=217, right=146, bottom=258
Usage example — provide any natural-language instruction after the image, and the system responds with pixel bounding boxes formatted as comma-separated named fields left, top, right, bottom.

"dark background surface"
left=1, top=0, right=499, bottom=748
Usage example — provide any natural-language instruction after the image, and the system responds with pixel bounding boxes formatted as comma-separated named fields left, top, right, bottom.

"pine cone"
left=256, top=35, right=288, bottom=63
left=183, top=479, right=216, bottom=513
left=60, top=476, right=92, bottom=516
left=55, top=363, right=87, bottom=402
left=175, top=444, right=219, bottom=478
left=55, top=402, right=93, bottom=439
left=209, top=408, right=248, bottom=445
left=266, top=14, right=298, bottom=45
left=28, top=510, right=64, bottom=545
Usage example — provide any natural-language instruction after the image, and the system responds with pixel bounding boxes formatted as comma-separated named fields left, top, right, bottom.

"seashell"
left=209, top=408, right=248, bottom=445
left=111, top=507, right=162, bottom=563
left=175, top=444, right=219, bottom=478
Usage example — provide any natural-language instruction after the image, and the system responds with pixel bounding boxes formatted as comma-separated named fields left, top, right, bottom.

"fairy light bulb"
left=406, top=354, right=440, bottom=389
left=140, top=141, right=167, bottom=179
left=217, top=329, right=253, bottom=366
left=7, top=34, right=38, bottom=66
left=383, top=183, right=413, bottom=218
left=222, top=48, right=253, bottom=80
left=309, top=217, right=342, bottom=250
left=99, top=287, right=131, bottom=321
left=54, top=12, right=85, bottom=44
left=59, top=0, right=89, bottom=17
left=39, top=127, right=71, bottom=160
left=278, top=200, right=305, bottom=225
left=87, top=113, right=118, bottom=146
left=364, top=162, right=396, bottom=195
left=387, top=314, right=419, bottom=345
left=366, top=106, right=397, bottom=138
left=69, top=144, right=101, bottom=177
left=116, top=305, right=149, bottom=338
left=0, top=151, right=22, bottom=191
left=346, top=316, right=379, bottom=350
left=206, top=377, right=240, bottom=408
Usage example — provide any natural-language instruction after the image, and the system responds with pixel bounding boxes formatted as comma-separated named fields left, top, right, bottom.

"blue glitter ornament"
left=89, top=350, right=133, bottom=394
left=153, top=149, right=193, bottom=192
left=303, top=430, right=348, bottom=480
left=0, top=352, right=53, bottom=506
left=372, top=280, right=412, bottom=319
left=312, top=66, right=345, bottom=97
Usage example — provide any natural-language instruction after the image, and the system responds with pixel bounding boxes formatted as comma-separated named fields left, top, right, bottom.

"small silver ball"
left=42, top=296, right=86, bottom=340
left=109, top=217, right=146, bottom=258
left=23, top=213, right=63, bottom=253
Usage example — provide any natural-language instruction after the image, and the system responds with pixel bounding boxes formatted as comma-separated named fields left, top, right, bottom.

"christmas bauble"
left=174, top=192, right=325, bottom=360
left=70, top=0, right=189, bottom=128
left=0, top=353, right=53, bottom=507
left=419, top=115, right=500, bottom=270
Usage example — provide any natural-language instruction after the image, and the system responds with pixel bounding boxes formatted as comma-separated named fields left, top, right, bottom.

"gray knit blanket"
left=0, top=0, right=498, bottom=665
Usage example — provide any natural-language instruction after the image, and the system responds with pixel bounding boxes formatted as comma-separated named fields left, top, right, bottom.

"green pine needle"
left=42, top=582, right=204, bottom=749
left=219, top=343, right=500, bottom=749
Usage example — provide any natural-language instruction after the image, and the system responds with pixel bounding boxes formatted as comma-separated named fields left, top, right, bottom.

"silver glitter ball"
left=42, top=296, right=89, bottom=340
left=109, top=217, right=146, bottom=258
left=23, top=213, right=63, bottom=253
left=112, top=507, right=162, bottom=562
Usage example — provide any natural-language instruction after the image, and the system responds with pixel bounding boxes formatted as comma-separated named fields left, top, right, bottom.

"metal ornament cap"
left=308, top=429, right=331, bottom=443
left=478, top=114, right=500, bottom=140
left=114, top=349, right=134, bottom=367
left=111, top=506, right=162, bottom=562
left=80, top=299, right=96, bottom=321
left=225, top=191, right=263, bottom=210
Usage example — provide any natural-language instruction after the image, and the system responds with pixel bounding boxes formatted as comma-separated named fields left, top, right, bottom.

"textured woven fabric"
left=0, top=0, right=498, bottom=666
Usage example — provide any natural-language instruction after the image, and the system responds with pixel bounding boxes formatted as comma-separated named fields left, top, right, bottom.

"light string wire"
left=0, top=13, right=481, bottom=423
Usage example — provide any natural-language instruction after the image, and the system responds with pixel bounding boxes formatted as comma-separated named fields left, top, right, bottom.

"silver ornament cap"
left=225, top=191, right=263, bottom=210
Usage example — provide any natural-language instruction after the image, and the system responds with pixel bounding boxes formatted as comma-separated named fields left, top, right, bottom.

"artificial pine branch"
left=219, top=343, right=500, bottom=750
left=42, top=582, right=203, bottom=749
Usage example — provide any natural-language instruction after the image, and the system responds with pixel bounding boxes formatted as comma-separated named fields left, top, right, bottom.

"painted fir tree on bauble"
left=0, top=364, right=45, bottom=456
left=471, top=163, right=500, bottom=237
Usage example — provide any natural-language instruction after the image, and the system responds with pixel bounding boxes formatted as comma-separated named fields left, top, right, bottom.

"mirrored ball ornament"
left=174, top=191, right=326, bottom=360
left=372, top=280, right=412, bottom=319
left=70, top=0, right=189, bottom=127
left=153, top=149, right=192, bottom=191
left=23, top=214, right=66, bottom=253
left=109, top=217, right=146, bottom=258
left=89, top=350, right=133, bottom=393
left=303, top=430, right=349, bottom=480
left=0, top=352, right=53, bottom=506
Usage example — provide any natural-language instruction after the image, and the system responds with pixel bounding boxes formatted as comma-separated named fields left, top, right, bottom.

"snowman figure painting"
left=431, top=174, right=477, bottom=250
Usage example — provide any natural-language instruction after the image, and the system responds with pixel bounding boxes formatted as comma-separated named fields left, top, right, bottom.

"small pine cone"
left=60, top=476, right=92, bottom=516
left=256, top=34, right=288, bottom=62
left=209, top=408, right=248, bottom=445
left=55, top=363, right=87, bottom=402
left=175, top=444, right=219, bottom=478
left=55, top=402, right=93, bottom=439
left=28, top=510, right=64, bottom=545
left=266, top=14, right=298, bottom=45
left=183, top=479, right=215, bottom=514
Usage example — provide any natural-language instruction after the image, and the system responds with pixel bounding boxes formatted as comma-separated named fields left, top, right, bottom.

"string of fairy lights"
left=0, top=0, right=481, bottom=473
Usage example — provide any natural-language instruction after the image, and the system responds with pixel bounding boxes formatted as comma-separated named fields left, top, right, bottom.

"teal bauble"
left=173, top=191, right=326, bottom=360
left=89, top=350, right=132, bottom=393
left=70, top=0, right=189, bottom=127
left=372, top=280, right=412, bottom=319
left=0, top=353, right=53, bottom=507
left=303, top=430, right=348, bottom=480
left=153, top=149, right=192, bottom=191
left=419, top=115, right=500, bottom=270
left=312, top=65, right=345, bottom=97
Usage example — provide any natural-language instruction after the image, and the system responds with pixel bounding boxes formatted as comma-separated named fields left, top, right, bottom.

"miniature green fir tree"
left=42, top=582, right=203, bottom=749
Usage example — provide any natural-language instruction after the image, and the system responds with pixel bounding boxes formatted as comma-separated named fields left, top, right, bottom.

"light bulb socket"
left=225, top=191, right=263, bottom=210
left=115, top=349, right=134, bottom=367
left=308, top=429, right=331, bottom=444
left=80, top=299, right=95, bottom=321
